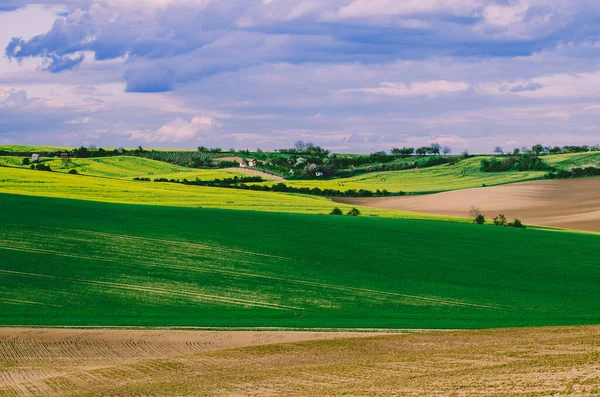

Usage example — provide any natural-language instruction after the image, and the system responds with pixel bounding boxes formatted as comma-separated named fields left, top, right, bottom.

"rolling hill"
left=1, top=194, right=600, bottom=329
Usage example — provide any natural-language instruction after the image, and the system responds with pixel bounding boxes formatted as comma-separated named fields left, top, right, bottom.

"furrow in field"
left=0, top=269, right=301, bottom=312
left=0, top=298, right=61, bottom=308
left=8, top=224, right=294, bottom=261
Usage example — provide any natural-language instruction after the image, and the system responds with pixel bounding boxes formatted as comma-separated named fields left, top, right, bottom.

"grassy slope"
left=1, top=193, right=600, bottom=329
left=283, top=157, right=546, bottom=193
left=543, top=151, right=600, bottom=170
left=0, top=166, right=455, bottom=221
left=0, top=156, right=250, bottom=180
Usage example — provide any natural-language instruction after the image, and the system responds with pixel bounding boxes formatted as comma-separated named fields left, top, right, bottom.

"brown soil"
left=224, top=167, right=285, bottom=181
left=335, top=177, right=600, bottom=232
left=1, top=326, right=600, bottom=396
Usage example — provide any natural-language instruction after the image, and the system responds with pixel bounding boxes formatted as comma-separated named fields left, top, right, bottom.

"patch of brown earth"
left=335, top=177, right=600, bottom=232
left=2, top=326, right=600, bottom=396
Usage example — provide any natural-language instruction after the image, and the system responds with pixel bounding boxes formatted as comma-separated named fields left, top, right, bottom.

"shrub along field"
left=1, top=193, right=600, bottom=329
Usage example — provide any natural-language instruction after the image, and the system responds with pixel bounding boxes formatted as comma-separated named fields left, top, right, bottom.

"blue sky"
left=1, top=0, right=599, bottom=153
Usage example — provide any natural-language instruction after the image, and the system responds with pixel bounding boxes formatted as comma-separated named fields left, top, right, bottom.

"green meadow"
left=1, top=193, right=600, bottom=329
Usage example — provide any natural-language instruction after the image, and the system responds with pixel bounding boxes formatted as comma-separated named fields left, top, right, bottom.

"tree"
left=442, top=146, right=452, bottom=155
left=347, top=208, right=361, bottom=217
left=469, top=206, right=485, bottom=224
left=531, top=144, right=544, bottom=156
left=391, top=148, right=401, bottom=156
left=493, top=214, right=508, bottom=227
left=461, top=149, right=470, bottom=159
left=198, top=146, right=208, bottom=152
left=508, top=218, right=525, bottom=228
left=416, top=147, right=428, bottom=156
left=494, top=146, right=503, bottom=155
left=330, top=207, right=343, bottom=216
left=88, top=144, right=97, bottom=153
left=294, top=141, right=306, bottom=151
left=401, top=147, right=415, bottom=156
left=430, top=142, right=441, bottom=155
left=22, top=158, right=30, bottom=166
left=512, top=148, right=521, bottom=155
left=60, top=157, right=72, bottom=169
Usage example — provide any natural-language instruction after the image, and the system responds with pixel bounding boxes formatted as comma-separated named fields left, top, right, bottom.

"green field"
left=1, top=193, right=600, bottom=329
left=0, top=155, right=249, bottom=180
left=282, top=157, right=547, bottom=193
left=543, top=151, right=600, bottom=170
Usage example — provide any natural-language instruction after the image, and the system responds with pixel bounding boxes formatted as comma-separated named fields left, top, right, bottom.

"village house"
left=60, top=152, right=69, bottom=159
left=31, top=154, right=40, bottom=162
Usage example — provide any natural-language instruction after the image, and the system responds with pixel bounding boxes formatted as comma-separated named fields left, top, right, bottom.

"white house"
left=31, top=154, right=40, bottom=162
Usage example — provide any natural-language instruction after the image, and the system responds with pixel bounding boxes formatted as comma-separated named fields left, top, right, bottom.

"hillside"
left=337, top=177, right=600, bottom=233
left=1, top=194, right=600, bottom=329
left=0, top=156, right=250, bottom=180
left=543, top=151, right=600, bottom=170
left=0, top=166, right=456, bottom=221
left=282, top=157, right=547, bottom=193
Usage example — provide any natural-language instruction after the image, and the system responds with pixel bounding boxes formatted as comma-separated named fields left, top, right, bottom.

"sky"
left=1, top=0, right=599, bottom=153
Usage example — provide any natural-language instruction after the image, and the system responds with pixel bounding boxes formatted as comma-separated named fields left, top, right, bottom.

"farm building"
left=60, top=152, right=69, bottom=158
left=31, top=154, right=40, bottom=162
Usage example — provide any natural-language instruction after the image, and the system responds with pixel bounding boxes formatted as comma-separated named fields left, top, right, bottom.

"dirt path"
left=224, top=167, right=285, bottom=181
left=335, top=177, right=600, bottom=232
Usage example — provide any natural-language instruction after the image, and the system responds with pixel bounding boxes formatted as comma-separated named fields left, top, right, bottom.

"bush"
left=33, top=163, right=51, bottom=171
left=474, top=214, right=486, bottom=225
left=347, top=208, right=361, bottom=217
left=67, top=169, right=78, bottom=175
left=22, top=158, right=30, bottom=166
left=493, top=214, right=508, bottom=227
left=508, top=219, right=526, bottom=228
left=469, top=206, right=485, bottom=224
left=330, top=207, right=343, bottom=216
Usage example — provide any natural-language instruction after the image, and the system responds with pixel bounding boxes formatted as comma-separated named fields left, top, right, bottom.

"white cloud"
left=65, top=116, right=90, bottom=124
left=335, top=0, right=483, bottom=19
left=343, top=80, right=470, bottom=97
left=127, top=116, right=221, bottom=143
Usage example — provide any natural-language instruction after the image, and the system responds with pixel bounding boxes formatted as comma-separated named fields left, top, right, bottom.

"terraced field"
left=1, top=194, right=600, bottom=329
left=1, top=326, right=599, bottom=396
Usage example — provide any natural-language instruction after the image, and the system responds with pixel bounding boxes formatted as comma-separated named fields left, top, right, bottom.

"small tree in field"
left=442, top=146, right=452, bottom=155
left=493, top=214, right=508, bottom=227
left=347, top=208, right=361, bottom=217
left=469, top=206, right=485, bottom=224
left=61, top=157, right=72, bottom=169
left=330, top=207, right=343, bottom=216
left=494, top=146, right=503, bottom=155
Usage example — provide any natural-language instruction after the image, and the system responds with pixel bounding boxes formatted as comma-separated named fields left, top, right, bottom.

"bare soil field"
left=1, top=326, right=600, bottom=396
left=336, top=177, right=600, bottom=232
left=223, top=167, right=285, bottom=181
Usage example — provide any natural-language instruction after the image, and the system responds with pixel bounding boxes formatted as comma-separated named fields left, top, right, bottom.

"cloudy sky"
left=1, top=0, right=599, bottom=153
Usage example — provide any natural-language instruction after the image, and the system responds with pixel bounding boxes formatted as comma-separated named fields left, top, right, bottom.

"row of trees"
left=494, top=144, right=600, bottom=156
left=480, top=152, right=552, bottom=173
left=391, top=143, right=452, bottom=157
